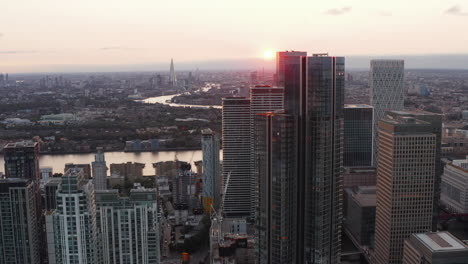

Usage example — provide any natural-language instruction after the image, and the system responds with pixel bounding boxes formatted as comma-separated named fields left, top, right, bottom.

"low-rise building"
left=440, top=156, right=468, bottom=213
left=403, top=232, right=468, bottom=264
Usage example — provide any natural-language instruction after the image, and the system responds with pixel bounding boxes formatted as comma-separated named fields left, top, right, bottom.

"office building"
left=440, top=156, right=468, bottom=213
left=276, top=50, right=307, bottom=87
left=64, top=163, right=91, bottom=179
left=267, top=53, right=344, bottom=264
left=342, top=167, right=377, bottom=189
left=95, top=186, right=160, bottom=264
left=403, top=232, right=468, bottom=264
left=201, top=128, right=221, bottom=212
left=92, top=147, right=108, bottom=190
left=387, top=110, right=442, bottom=230
left=222, top=97, right=252, bottom=218
left=374, top=113, right=437, bottom=264
left=344, top=186, right=376, bottom=248
left=255, top=112, right=296, bottom=264
left=3, top=141, right=40, bottom=181
left=0, top=179, right=40, bottom=264
left=344, top=104, right=373, bottom=167
left=370, top=60, right=404, bottom=164
left=49, top=168, right=97, bottom=264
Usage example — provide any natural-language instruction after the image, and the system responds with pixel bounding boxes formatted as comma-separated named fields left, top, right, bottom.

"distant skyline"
left=2, top=0, right=468, bottom=73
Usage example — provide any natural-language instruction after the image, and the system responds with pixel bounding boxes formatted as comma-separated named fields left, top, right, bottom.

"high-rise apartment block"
left=92, top=147, right=108, bottom=190
left=64, top=163, right=92, bottom=179
left=0, top=179, right=41, bottom=264
left=403, top=232, right=468, bottom=264
left=49, top=168, right=97, bottom=264
left=374, top=113, right=437, bottom=264
left=95, top=186, right=160, bottom=264
left=201, top=128, right=221, bottom=212
left=344, top=104, right=373, bottom=167
left=3, top=141, right=40, bottom=181
left=370, top=60, right=404, bottom=164
left=222, top=97, right=252, bottom=218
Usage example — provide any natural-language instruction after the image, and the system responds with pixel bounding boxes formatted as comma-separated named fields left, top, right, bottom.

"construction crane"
left=210, top=171, right=231, bottom=242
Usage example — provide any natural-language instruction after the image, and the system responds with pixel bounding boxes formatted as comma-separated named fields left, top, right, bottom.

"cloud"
left=325, top=6, right=352, bottom=15
left=99, top=46, right=143, bottom=51
left=445, top=5, right=468, bottom=16
left=0, top=50, right=38, bottom=54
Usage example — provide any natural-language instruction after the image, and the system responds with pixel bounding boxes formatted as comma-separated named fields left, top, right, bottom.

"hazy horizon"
left=3, top=54, right=468, bottom=74
left=2, top=0, right=468, bottom=73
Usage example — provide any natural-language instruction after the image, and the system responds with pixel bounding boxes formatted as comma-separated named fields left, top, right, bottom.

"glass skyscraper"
left=256, top=53, right=344, bottom=264
left=343, top=104, right=373, bottom=167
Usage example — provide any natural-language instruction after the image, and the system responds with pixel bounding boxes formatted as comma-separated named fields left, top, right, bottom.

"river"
left=0, top=150, right=215, bottom=176
left=0, top=87, right=223, bottom=176
left=138, top=83, right=222, bottom=109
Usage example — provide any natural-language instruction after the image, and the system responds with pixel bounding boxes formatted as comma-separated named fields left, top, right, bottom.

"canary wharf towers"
left=256, top=52, right=344, bottom=264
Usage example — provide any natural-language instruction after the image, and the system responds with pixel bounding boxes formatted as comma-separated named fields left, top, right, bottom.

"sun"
left=263, top=50, right=275, bottom=60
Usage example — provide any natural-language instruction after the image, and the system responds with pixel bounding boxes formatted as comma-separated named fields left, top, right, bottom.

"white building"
left=92, top=147, right=108, bottom=190
left=370, top=59, right=405, bottom=163
left=222, top=97, right=252, bottom=218
left=49, top=168, right=97, bottom=264
left=441, top=156, right=468, bottom=213
left=95, top=186, right=160, bottom=264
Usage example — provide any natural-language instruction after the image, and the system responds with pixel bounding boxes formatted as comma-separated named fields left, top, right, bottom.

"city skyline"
left=2, top=1, right=468, bottom=72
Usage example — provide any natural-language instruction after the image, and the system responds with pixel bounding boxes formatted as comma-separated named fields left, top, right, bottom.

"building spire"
left=170, top=58, right=177, bottom=87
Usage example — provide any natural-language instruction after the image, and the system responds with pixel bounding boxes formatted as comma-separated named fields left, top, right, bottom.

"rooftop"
left=345, top=104, right=373, bottom=109
left=4, top=141, right=37, bottom=149
left=414, top=232, right=468, bottom=252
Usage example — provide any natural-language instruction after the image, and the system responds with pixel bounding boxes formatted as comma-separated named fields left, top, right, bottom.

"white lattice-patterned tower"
left=370, top=59, right=404, bottom=165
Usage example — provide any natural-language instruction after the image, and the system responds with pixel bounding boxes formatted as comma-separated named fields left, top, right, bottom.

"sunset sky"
left=1, top=0, right=468, bottom=72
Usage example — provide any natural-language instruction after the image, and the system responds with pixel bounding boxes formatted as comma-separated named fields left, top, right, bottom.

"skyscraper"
left=276, top=51, right=307, bottom=88
left=387, top=110, right=442, bottom=231
left=222, top=97, right=251, bottom=218
left=92, top=147, right=108, bottom=190
left=260, top=53, right=343, bottom=263
left=49, top=168, right=97, bottom=264
left=255, top=112, right=296, bottom=264
left=249, top=85, right=284, bottom=216
left=169, top=58, right=177, bottom=87
left=3, top=141, right=40, bottom=181
left=374, top=113, right=437, bottom=264
left=201, top=128, right=221, bottom=212
left=95, top=186, right=160, bottom=264
left=370, top=60, right=404, bottom=164
left=0, top=179, right=41, bottom=264
left=343, top=104, right=374, bottom=167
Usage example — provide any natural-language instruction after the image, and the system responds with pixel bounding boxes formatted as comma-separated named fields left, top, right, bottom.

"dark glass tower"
left=255, top=112, right=296, bottom=264
left=343, top=104, right=374, bottom=167
left=257, top=53, right=344, bottom=264
left=3, top=141, right=40, bottom=181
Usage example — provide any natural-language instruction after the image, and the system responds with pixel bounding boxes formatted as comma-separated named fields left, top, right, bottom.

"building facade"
left=95, top=186, right=160, bottom=264
left=344, top=104, right=373, bottom=167
left=370, top=60, right=405, bottom=164
left=255, top=112, right=296, bottom=264
left=3, top=141, right=40, bottom=181
left=0, top=179, right=40, bottom=264
left=222, top=97, right=252, bottom=218
left=50, top=168, right=97, bottom=264
left=276, top=50, right=307, bottom=87
left=92, top=147, right=108, bottom=190
left=201, top=128, right=221, bottom=212
left=440, top=156, right=468, bottom=213
left=403, top=232, right=468, bottom=264
left=374, top=114, right=437, bottom=264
